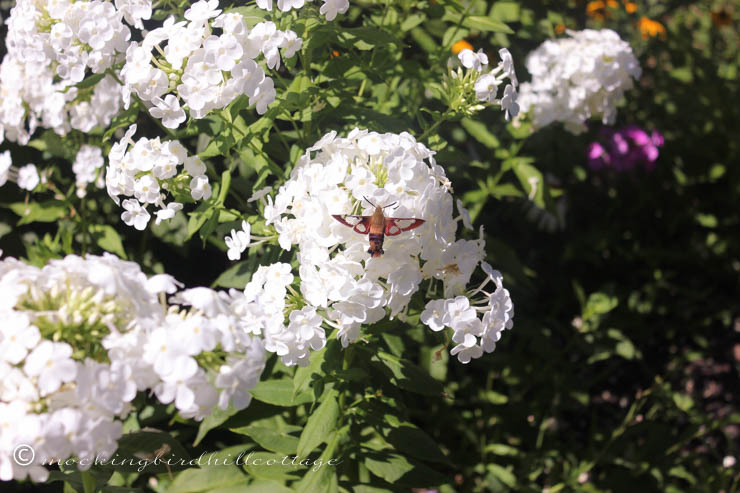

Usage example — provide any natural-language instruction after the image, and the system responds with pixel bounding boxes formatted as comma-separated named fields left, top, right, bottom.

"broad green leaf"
left=212, top=260, right=254, bottom=289
left=103, top=104, right=139, bottom=142
left=457, top=15, right=513, bottom=34
left=409, top=28, right=436, bottom=53
left=97, top=430, right=190, bottom=474
left=47, top=469, right=114, bottom=492
left=89, top=224, right=127, bottom=259
left=297, top=389, right=339, bottom=458
left=480, top=390, right=508, bottom=404
left=166, top=465, right=246, bottom=493
left=401, top=14, right=426, bottom=31
left=27, top=130, right=73, bottom=159
left=294, top=427, right=345, bottom=493
left=374, top=351, right=444, bottom=396
left=10, top=200, right=67, bottom=225
left=74, top=72, right=106, bottom=90
left=242, top=452, right=303, bottom=481
left=230, top=424, right=301, bottom=455
left=486, top=463, right=516, bottom=488
left=249, top=379, right=314, bottom=406
left=240, top=480, right=294, bottom=493
left=512, top=161, right=545, bottom=208
left=461, top=118, right=500, bottom=149
left=364, top=452, right=447, bottom=487
left=672, top=393, right=694, bottom=412
left=293, top=345, right=327, bottom=396
left=193, top=404, right=240, bottom=446
left=484, top=443, right=520, bottom=456
left=374, top=420, right=448, bottom=464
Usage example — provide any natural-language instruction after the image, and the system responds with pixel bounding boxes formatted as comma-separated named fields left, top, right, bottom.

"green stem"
left=417, top=110, right=453, bottom=143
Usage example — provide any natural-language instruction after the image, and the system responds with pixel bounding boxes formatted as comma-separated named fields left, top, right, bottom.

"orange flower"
left=555, top=23, right=567, bottom=34
left=451, top=39, right=474, bottom=55
left=330, top=49, right=340, bottom=58
left=586, top=0, right=606, bottom=19
left=606, top=0, right=618, bottom=8
left=638, top=17, right=666, bottom=39
left=623, top=1, right=637, bottom=14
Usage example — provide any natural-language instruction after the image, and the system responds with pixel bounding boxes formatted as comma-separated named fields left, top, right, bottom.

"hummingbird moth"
left=332, top=197, right=426, bottom=258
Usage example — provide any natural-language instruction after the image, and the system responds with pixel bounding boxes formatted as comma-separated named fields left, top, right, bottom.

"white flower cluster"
left=420, top=263, right=514, bottom=363
left=461, top=48, right=520, bottom=120
left=106, top=124, right=211, bottom=230
left=0, top=253, right=265, bottom=482
left=0, top=150, right=40, bottom=191
left=72, top=145, right=105, bottom=198
left=0, top=0, right=125, bottom=144
left=0, top=254, right=161, bottom=482
left=256, top=0, right=350, bottom=21
left=517, top=29, right=641, bottom=134
left=7, top=0, right=130, bottom=83
left=121, top=0, right=302, bottom=128
left=247, top=129, right=514, bottom=365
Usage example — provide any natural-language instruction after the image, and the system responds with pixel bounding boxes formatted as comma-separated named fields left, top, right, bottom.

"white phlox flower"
left=255, top=0, right=350, bottom=21
left=244, top=130, right=514, bottom=366
left=121, top=3, right=303, bottom=127
left=517, top=29, right=641, bottom=134
left=0, top=1, right=126, bottom=143
left=107, top=125, right=211, bottom=230
left=0, top=253, right=268, bottom=482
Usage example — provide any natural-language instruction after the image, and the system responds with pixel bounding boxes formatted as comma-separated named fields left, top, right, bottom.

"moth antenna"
left=363, top=196, right=376, bottom=208
left=383, top=202, right=398, bottom=210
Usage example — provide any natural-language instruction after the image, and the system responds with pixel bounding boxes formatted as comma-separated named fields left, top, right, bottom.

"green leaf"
left=47, top=469, right=114, bottom=492
left=409, top=27, right=437, bottom=53
left=673, top=393, right=694, bottom=412
left=293, top=429, right=343, bottom=493
left=401, top=14, right=426, bottom=31
left=239, top=480, right=295, bottom=493
left=374, top=351, right=444, bottom=396
left=74, top=73, right=106, bottom=90
left=459, top=15, right=513, bottom=34
left=27, top=130, right=73, bottom=159
left=217, top=170, right=232, bottom=205
left=89, top=224, right=127, bottom=259
left=364, top=451, right=447, bottom=487
left=97, top=430, right=191, bottom=474
left=242, top=452, right=303, bottom=481
left=230, top=424, right=301, bottom=455
left=695, top=213, right=717, bottom=228
left=373, top=420, right=448, bottom=464
left=81, top=470, right=96, bottom=493
left=249, top=379, right=314, bottom=406
left=486, top=463, right=516, bottom=488
left=166, top=465, right=246, bottom=493
left=193, top=404, right=240, bottom=446
left=461, top=118, right=500, bottom=149
left=469, top=15, right=513, bottom=32
left=484, top=443, right=520, bottom=456
left=103, top=104, right=139, bottom=142
left=293, top=345, right=327, bottom=396
left=297, top=389, right=340, bottom=458
left=9, top=200, right=67, bottom=225
left=212, top=260, right=254, bottom=289
left=480, top=390, right=508, bottom=404
left=512, top=161, right=545, bottom=208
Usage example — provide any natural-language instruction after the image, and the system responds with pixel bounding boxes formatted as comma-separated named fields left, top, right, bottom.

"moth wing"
left=385, top=218, right=425, bottom=236
left=332, top=215, right=371, bottom=234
